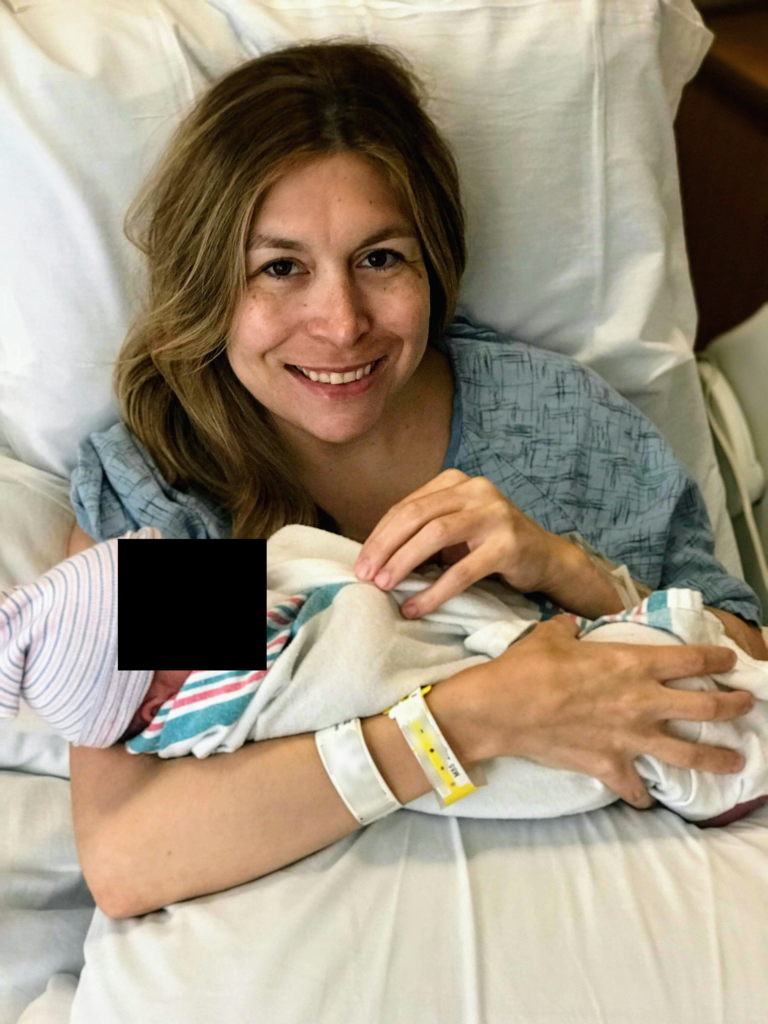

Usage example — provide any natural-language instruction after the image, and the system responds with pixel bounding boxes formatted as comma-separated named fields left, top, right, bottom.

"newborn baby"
left=2, top=525, right=767, bottom=828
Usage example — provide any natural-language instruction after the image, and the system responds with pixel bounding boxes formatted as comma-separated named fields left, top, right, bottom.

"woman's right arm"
left=65, top=521, right=488, bottom=919
left=69, top=669, right=486, bottom=920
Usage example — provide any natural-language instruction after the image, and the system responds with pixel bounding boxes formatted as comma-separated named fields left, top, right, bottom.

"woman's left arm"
left=353, top=469, right=621, bottom=618
left=654, top=471, right=766, bottom=658
left=353, top=469, right=653, bottom=623
left=355, top=345, right=766, bottom=658
left=542, top=531, right=768, bottom=659
left=705, top=607, right=768, bottom=659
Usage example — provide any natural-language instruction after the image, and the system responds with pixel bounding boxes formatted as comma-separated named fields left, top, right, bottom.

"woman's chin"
left=294, top=414, right=383, bottom=448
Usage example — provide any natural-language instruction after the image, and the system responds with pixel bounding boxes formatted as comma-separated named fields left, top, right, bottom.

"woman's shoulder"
left=440, top=308, right=689, bottom=527
left=441, top=307, right=649, bottom=432
left=70, top=420, right=231, bottom=541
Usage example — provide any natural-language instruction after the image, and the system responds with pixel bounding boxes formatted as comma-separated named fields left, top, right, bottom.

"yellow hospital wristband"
left=382, top=685, right=487, bottom=809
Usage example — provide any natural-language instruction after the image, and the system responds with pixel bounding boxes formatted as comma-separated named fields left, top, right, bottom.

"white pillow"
left=0, top=0, right=741, bottom=573
left=0, top=446, right=74, bottom=597
left=0, top=445, right=74, bottom=753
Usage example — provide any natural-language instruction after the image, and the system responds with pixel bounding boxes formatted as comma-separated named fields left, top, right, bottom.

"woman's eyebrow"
left=247, top=225, right=417, bottom=252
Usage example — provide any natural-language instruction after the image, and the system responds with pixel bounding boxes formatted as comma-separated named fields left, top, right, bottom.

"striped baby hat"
left=0, top=527, right=160, bottom=746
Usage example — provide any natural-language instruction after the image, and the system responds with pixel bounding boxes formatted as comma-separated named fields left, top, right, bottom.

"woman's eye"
left=262, top=259, right=297, bottom=280
left=363, top=249, right=404, bottom=271
left=261, top=248, right=404, bottom=280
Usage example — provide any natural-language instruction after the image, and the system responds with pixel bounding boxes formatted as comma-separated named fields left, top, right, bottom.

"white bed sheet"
left=0, top=746, right=93, bottom=1024
left=13, top=799, right=765, bottom=1024
left=4, top=689, right=768, bottom=1024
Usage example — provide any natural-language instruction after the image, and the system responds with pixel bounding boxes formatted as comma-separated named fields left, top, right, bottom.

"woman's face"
left=228, top=151, right=431, bottom=461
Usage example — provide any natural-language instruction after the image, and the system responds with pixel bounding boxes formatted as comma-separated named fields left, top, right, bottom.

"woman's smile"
left=285, top=356, right=386, bottom=398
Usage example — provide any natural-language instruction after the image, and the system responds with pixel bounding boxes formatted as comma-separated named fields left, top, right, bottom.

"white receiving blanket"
left=127, top=525, right=768, bottom=822
left=266, top=526, right=768, bottom=822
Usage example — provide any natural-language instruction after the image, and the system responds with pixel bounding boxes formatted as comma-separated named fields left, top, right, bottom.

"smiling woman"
left=112, top=40, right=466, bottom=542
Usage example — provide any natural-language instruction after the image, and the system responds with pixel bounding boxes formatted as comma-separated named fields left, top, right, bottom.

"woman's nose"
left=306, top=272, right=370, bottom=342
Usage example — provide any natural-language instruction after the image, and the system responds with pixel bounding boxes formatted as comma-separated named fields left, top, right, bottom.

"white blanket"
left=128, top=525, right=768, bottom=823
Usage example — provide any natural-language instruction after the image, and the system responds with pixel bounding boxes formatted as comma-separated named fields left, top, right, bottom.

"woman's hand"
left=456, top=615, right=753, bottom=808
left=354, top=469, right=562, bottom=618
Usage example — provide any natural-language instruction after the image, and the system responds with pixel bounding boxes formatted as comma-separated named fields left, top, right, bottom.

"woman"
left=67, top=39, right=765, bottom=920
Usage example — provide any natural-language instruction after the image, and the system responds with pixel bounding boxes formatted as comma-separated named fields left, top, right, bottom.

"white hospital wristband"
left=315, top=718, right=402, bottom=825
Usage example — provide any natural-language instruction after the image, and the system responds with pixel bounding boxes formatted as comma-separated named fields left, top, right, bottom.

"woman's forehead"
left=248, top=153, right=415, bottom=242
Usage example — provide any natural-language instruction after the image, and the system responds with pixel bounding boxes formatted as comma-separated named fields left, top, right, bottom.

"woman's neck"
left=300, top=346, right=455, bottom=544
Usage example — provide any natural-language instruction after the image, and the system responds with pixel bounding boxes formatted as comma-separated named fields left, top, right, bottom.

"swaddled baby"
left=2, top=525, right=767, bottom=828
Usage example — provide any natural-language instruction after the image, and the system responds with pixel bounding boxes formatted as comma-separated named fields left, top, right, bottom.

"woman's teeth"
left=295, top=361, right=376, bottom=384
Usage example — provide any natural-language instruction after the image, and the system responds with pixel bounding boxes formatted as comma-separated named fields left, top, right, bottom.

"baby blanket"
left=126, top=525, right=768, bottom=821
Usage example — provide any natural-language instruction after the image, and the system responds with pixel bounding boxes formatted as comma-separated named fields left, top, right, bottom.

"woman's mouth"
left=286, top=357, right=385, bottom=396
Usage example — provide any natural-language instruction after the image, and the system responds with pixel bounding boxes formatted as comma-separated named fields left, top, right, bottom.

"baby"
left=1, top=525, right=767, bottom=827
left=121, top=669, right=195, bottom=742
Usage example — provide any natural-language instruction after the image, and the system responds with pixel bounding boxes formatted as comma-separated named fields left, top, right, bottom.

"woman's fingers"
left=466, top=616, right=755, bottom=806
left=658, top=685, right=754, bottom=723
left=355, top=489, right=467, bottom=581
left=546, top=613, right=582, bottom=637
left=643, top=732, right=745, bottom=775
left=526, top=742, right=654, bottom=809
left=354, top=471, right=540, bottom=597
left=598, top=765, right=655, bottom=809
left=356, top=470, right=468, bottom=556
left=396, top=534, right=499, bottom=617
left=640, top=642, right=737, bottom=682
left=393, top=524, right=501, bottom=610
left=376, top=468, right=469, bottom=505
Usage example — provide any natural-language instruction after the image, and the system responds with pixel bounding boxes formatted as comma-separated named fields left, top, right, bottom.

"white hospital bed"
left=2, top=2, right=768, bottom=1021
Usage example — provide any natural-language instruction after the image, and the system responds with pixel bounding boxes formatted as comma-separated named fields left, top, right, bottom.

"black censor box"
left=116, top=538, right=267, bottom=671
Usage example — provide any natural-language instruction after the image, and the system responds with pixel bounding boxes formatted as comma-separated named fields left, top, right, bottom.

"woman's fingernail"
left=402, top=602, right=418, bottom=618
left=374, top=570, right=391, bottom=588
left=356, top=560, right=371, bottom=580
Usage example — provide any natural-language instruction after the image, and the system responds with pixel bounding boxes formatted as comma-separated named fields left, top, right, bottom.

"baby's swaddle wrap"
left=128, top=525, right=768, bottom=822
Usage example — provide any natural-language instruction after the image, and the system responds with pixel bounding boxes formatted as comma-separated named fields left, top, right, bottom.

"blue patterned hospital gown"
left=70, top=307, right=762, bottom=626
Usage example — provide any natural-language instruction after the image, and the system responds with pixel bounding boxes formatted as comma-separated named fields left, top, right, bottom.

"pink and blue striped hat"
left=0, top=527, right=160, bottom=746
